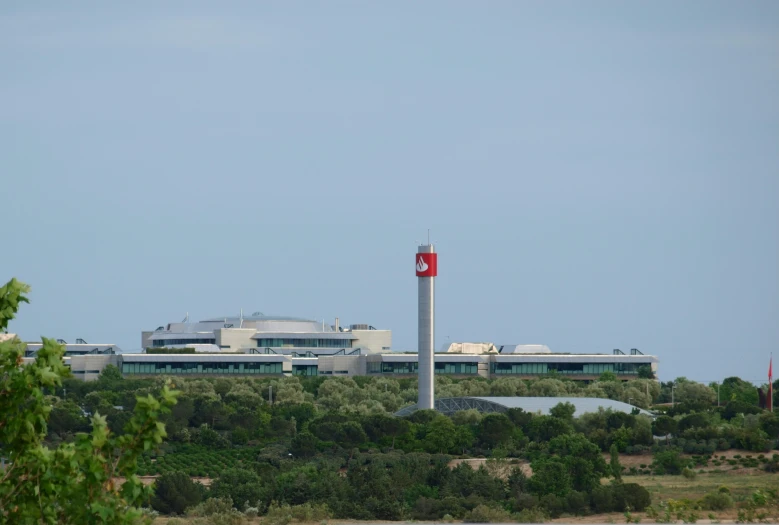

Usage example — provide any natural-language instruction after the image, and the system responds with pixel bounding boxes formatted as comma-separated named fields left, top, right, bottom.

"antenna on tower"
left=182, top=312, right=189, bottom=323
left=240, top=308, right=244, bottom=328
left=427, top=229, right=430, bottom=244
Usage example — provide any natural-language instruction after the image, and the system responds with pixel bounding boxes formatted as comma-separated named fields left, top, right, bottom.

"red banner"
left=416, top=253, right=438, bottom=277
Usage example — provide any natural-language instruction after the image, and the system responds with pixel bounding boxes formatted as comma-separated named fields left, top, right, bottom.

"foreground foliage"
left=0, top=278, right=178, bottom=524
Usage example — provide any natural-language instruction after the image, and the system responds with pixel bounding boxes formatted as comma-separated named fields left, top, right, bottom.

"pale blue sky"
left=2, top=2, right=777, bottom=382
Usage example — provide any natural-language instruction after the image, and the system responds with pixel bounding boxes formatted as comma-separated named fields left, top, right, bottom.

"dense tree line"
left=38, top=366, right=778, bottom=520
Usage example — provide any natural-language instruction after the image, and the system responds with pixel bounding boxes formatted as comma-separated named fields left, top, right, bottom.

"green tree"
left=759, top=411, right=779, bottom=438
left=338, top=420, right=367, bottom=459
left=637, top=365, right=655, bottom=379
left=652, top=448, right=685, bottom=475
left=0, top=278, right=179, bottom=524
left=599, top=371, right=618, bottom=382
left=48, top=399, right=90, bottom=435
left=210, top=468, right=266, bottom=509
left=652, top=415, right=677, bottom=440
left=452, top=425, right=475, bottom=454
left=362, top=414, right=411, bottom=449
left=528, top=415, right=573, bottom=442
left=529, top=458, right=572, bottom=497
left=290, top=431, right=319, bottom=458
left=609, top=444, right=622, bottom=482
left=98, top=364, right=123, bottom=382
left=477, top=413, right=515, bottom=448
left=675, top=381, right=716, bottom=409
left=151, top=471, right=205, bottom=515
left=720, top=377, right=759, bottom=405
left=424, top=415, right=456, bottom=453
left=546, top=433, right=609, bottom=492
left=677, top=412, right=710, bottom=433
left=723, top=400, right=761, bottom=420
left=549, top=401, right=576, bottom=421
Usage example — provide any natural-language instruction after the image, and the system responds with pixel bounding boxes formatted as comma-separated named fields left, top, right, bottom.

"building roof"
left=122, top=354, right=287, bottom=363
left=251, top=332, right=357, bottom=340
left=201, top=314, right=314, bottom=323
left=395, top=396, right=654, bottom=418
left=499, top=344, right=552, bottom=354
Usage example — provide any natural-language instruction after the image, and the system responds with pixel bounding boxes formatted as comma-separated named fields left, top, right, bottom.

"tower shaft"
left=416, top=244, right=437, bottom=410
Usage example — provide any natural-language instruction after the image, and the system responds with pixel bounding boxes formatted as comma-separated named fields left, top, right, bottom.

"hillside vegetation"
left=3, top=277, right=778, bottom=524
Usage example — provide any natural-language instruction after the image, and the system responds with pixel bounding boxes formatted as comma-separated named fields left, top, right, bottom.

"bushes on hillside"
left=151, top=471, right=206, bottom=515
left=700, top=491, right=734, bottom=511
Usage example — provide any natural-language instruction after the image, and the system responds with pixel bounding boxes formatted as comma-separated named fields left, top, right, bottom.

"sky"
left=2, top=2, right=777, bottom=383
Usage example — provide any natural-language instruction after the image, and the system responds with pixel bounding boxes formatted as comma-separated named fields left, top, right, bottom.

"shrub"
left=699, top=491, right=733, bottom=511
left=514, top=493, right=540, bottom=512
left=264, top=502, right=331, bottom=525
left=516, top=508, right=549, bottom=523
left=590, top=485, right=615, bottom=513
left=151, top=471, right=206, bottom=515
left=539, top=494, right=565, bottom=518
left=463, top=504, right=513, bottom=523
left=764, top=458, right=779, bottom=473
left=187, top=497, right=235, bottom=517
left=565, top=491, right=589, bottom=515
left=752, top=490, right=768, bottom=506
left=614, top=483, right=652, bottom=512
left=412, top=497, right=466, bottom=521
left=682, top=467, right=697, bottom=480
left=653, top=449, right=685, bottom=475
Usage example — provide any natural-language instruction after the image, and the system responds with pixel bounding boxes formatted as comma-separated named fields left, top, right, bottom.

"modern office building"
left=23, top=338, right=655, bottom=382
left=16, top=314, right=657, bottom=383
left=141, top=314, right=392, bottom=355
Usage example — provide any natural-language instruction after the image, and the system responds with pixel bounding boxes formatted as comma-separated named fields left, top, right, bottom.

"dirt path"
left=113, top=475, right=212, bottom=487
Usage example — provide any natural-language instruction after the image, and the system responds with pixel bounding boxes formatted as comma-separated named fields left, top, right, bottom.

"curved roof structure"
left=498, top=344, right=552, bottom=354
left=202, top=314, right=314, bottom=323
left=395, top=396, right=654, bottom=418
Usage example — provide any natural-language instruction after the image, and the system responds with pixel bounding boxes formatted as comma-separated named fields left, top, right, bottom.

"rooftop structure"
left=24, top=339, right=120, bottom=357
left=142, top=313, right=391, bottom=355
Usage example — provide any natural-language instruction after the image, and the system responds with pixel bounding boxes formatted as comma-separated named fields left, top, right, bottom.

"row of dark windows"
left=491, top=362, right=651, bottom=375
left=122, top=362, right=282, bottom=375
left=365, top=361, right=652, bottom=376
left=256, top=338, right=353, bottom=348
left=151, top=338, right=216, bottom=347
left=367, top=362, right=479, bottom=375
left=292, top=365, right=319, bottom=376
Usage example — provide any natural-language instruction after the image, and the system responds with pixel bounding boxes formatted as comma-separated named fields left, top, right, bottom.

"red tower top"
left=415, top=252, right=437, bottom=277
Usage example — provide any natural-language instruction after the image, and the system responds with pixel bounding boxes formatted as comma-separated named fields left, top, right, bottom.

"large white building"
left=141, top=314, right=392, bottom=355
left=17, top=314, right=658, bottom=382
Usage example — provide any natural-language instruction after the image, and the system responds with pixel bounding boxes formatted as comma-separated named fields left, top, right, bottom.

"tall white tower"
left=416, top=244, right=437, bottom=409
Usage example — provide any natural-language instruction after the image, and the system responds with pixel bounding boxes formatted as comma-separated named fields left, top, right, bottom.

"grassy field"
left=631, top=470, right=775, bottom=503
